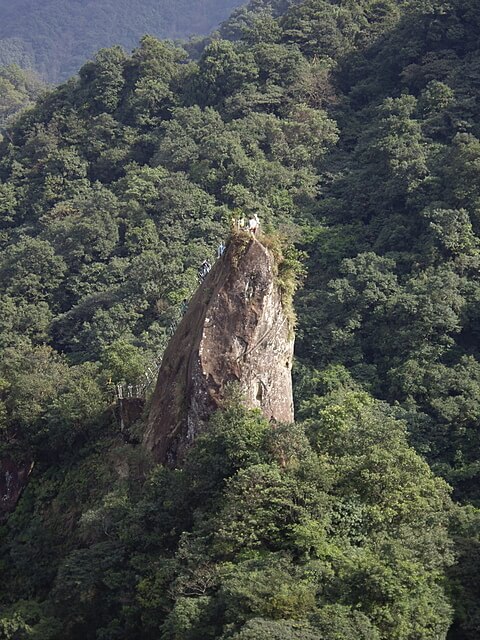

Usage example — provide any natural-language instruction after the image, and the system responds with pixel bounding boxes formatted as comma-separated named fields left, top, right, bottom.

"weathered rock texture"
left=144, top=234, right=295, bottom=465
left=0, top=458, right=34, bottom=521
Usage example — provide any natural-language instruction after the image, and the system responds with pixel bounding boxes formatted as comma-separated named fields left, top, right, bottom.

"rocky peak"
left=144, top=234, right=295, bottom=465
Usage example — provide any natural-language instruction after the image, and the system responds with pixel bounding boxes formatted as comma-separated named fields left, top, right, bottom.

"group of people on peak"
left=232, top=213, right=260, bottom=235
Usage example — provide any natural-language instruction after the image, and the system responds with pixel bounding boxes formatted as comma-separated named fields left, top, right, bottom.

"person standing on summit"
left=248, top=214, right=260, bottom=235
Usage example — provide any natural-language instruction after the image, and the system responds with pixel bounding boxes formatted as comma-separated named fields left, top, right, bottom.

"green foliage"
left=100, top=339, right=149, bottom=385
left=447, top=504, right=480, bottom=640
left=0, top=0, right=244, bottom=82
left=227, top=618, right=321, bottom=640
left=1, top=0, right=480, bottom=637
left=1, top=386, right=454, bottom=638
left=0, top=345, right=107, bottom=458
left=168, top=397, right=451, bottom=639
left=0, top=64, right=44, bottom=134
left=311, top=605, right=380, bottom=640
left=185, top=399, right=270, bottom=497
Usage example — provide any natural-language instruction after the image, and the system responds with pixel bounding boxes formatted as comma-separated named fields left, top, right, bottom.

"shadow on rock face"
left=144, top=234, right=295, bottom=466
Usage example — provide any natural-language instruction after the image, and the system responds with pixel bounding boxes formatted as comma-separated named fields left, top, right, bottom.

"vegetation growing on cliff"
left=227, top=228, right=305, bottom=327
left=1, top=0, right=480, bottom=637
left=259, top=231, right=306, bottom=327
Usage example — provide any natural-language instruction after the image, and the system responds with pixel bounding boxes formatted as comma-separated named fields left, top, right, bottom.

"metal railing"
left=114, top=354, right=163, bottom=401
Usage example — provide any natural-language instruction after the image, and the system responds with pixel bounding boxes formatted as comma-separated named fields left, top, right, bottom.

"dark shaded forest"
left=0, top=0, right=480, bottom=638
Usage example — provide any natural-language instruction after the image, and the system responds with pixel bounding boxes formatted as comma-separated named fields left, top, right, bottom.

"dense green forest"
left=1, top=0, right=480, bottom=637
left=0, top=0, right=244, bottom=82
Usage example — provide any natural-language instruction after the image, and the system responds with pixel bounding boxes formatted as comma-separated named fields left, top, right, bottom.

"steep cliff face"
left=144, top=234, right=295, bottom=465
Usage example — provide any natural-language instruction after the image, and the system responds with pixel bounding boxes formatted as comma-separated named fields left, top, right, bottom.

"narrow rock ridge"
left=144, top=234, right=295, bottom=465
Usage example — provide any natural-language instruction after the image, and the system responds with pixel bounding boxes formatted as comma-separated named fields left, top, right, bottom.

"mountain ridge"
left=0, top=0, right=245, bottom=81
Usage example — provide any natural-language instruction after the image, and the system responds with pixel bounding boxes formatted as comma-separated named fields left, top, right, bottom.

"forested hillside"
left=0, top=64, right=45, bottom=133
left=1, top=0, right=480, bottom=638
left=0, top=0, right=244, bottom=82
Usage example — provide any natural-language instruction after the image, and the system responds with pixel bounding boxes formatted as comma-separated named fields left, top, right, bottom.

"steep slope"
left=145, top=233, right=295, bottom=464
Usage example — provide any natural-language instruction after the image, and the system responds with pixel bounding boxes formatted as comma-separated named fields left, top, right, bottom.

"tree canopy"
left=0, top=0, right=244, bottom=82
left=1, top=0, right=480, bottom=637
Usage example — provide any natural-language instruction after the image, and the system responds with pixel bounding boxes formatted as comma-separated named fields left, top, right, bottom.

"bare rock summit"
left=144, top=234, right=295, bottom=465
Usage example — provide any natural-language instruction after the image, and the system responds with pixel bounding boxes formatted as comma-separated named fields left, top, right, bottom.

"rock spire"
left=144, top=234, right=295, bottom=465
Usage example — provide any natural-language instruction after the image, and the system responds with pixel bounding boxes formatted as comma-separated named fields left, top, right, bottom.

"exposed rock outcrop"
left=144, top=234, right=295, bottom=465
left=0, top=458, right=34, bottom=521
